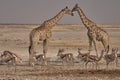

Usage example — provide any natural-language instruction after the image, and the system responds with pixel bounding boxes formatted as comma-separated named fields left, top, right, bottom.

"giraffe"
left=29, top=6, right=74, bottom=66
left=72, top=4, right=109, bottom=57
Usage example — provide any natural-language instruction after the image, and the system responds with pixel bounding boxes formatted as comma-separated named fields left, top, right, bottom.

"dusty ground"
left=0, top=24, right=120, bottom=80
left=0, top=64, right=120, bottom=80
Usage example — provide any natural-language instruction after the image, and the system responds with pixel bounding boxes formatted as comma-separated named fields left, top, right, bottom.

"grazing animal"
left=34, top=54, right=47, bottom=65
left=77, top=48, right=90, bottom=61
left=57, top=48, right=74, bottom=63
left=104, top=48, right=118, bottom=69
left=85, top=50, right=104, bottom=70
left=72, top=4, right=109, bottom=57
left=29, top=6, right=74, bottom=66
left=77, top=48, right=104, bottom=69
left=0, top=50, right=22, bottom=73
left=116, top=48, right=120, bottom=66
left=0, top=50, right=22, bottom=65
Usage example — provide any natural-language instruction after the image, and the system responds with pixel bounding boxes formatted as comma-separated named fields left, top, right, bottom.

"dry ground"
left=0, top=24, right=120, bottom=80
left=0, top=63, right=120, bottom=80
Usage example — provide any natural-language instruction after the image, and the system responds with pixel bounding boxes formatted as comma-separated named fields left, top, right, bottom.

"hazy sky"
left=0, top=0, right=120, bottom=24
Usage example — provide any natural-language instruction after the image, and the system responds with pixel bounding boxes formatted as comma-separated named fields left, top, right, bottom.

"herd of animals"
left=0, top=4, right=119, bottom=70
left=0, top=48, right=119, bottom=70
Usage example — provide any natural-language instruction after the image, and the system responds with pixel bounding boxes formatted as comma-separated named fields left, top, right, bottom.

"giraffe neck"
left=77, top=7, right=96, bottom=30
left=45, top=9, right=65, bottom=27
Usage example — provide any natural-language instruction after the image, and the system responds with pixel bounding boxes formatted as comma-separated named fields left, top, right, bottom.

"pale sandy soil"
left=0, top=24, right=120, bottom=80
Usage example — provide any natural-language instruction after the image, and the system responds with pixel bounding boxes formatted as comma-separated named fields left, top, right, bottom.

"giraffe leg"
left=87, top=32, right=93, bottom=53
left=29, top=42, right=37, bottom=66
left=43, top=39, right=49, bottom=58
left=88, top=38, right=93, bottom=53
left=93, top=39, right=98, bottom=57
left=43, top=39, right=49, bottom=65
left=102, top=40, right=109, bottom=54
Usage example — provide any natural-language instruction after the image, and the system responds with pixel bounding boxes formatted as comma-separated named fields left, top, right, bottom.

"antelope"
left=0, top=50, right=22, bottom=73
left=116, top=48, right=120, bottom=66
left=77, top=48, right=104, bottom=70
left=85, top=50, right=104, bottom=70
left=57, top=48, right=74, bottom=64
left=34, top=53, right=47, bottom=65
left=0, top=50, right=22, bottom=65
left=77, top=48, right=90, bottom=62
left=104, top=48, right=118, bottom=69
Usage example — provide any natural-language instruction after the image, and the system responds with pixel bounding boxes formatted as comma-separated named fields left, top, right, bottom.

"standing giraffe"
left=29, top=6, right=74, bottom=66
left=72, top=4, right=109, bottom=57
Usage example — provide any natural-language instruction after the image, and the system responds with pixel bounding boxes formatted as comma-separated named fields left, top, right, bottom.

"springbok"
left=57, top=48, right=74, bottom=64
left=85, top=50, right=104, bottom=70
left=34, top=53, right=47, bottom=65
left=116, top=48, right=120, bottom=66
left=104, top=48, right=118, bottom=69
left=0, top=50, right=22, bottom=73
left=77, top=48, right=90, bottom=62
left=0, top=50, right=22, bottom=65
left=77, top=48, right=104, bottom=70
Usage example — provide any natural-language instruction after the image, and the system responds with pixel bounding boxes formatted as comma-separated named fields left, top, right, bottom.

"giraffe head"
left=63, top=6, right=74, bottom=16
left=72, top=4, right=79, bottom=12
